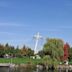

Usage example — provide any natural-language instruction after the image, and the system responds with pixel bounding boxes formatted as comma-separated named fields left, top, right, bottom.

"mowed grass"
left=0, top=57, right=43, bottom=64
left=0, top=58, right=72, bottom=65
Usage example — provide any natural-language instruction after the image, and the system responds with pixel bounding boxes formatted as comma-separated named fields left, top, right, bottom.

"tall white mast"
left=33, top=32, right=42, bottom=54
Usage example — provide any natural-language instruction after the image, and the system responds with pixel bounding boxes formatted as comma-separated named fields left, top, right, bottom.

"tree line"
left=0, top=38, right=72, bottom=62
left=0, top=43, right=34, bottom=58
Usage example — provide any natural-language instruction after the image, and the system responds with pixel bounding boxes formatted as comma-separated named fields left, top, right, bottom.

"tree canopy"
left=43, top=38, right=64, bottom=61
left=0, top=43, right=34, bottom=58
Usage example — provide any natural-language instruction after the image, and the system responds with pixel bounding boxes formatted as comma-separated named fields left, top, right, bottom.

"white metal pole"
left=34, top=39, right=39, bottom=54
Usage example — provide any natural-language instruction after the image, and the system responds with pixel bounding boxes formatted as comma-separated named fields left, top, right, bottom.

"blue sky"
left=0, top=0, right=72, bottom=50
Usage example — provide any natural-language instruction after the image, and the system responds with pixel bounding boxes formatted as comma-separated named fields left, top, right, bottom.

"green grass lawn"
left=1, top=57, right=71, bottom=65
left=0, top=57, right=43, bottom=64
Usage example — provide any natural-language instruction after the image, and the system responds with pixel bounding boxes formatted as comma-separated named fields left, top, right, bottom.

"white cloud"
left=0, top=22, right=32, bottom=28
left=0, top=23, right=23, bottom=27
left=0, top=31, right=15, bottom=35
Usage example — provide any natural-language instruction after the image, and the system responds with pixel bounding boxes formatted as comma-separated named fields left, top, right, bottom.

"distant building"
left=4, top=54, right=10, bottom=58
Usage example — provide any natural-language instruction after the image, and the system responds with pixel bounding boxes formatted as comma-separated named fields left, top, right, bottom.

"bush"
left=43, top=55, right=59, bottom=68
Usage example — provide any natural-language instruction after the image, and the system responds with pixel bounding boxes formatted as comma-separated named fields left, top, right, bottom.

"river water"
left=0, top=67, right=45, bottom=72
left=0, top=66, right=72, bottom=72
left=0, top=67, right=53, bottom=72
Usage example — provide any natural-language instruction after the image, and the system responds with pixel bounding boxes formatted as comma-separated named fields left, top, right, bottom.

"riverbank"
left=0, top=58, right=72, bottom=70
left=0, top=63, right=72, bottom=72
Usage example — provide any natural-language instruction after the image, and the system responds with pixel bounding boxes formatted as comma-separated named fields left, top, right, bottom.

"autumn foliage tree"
left=0, top=44, right=5, bottom=57
left=20, top=45, right=34, bottom=57
left=63, top=43, right=70, bottom=61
